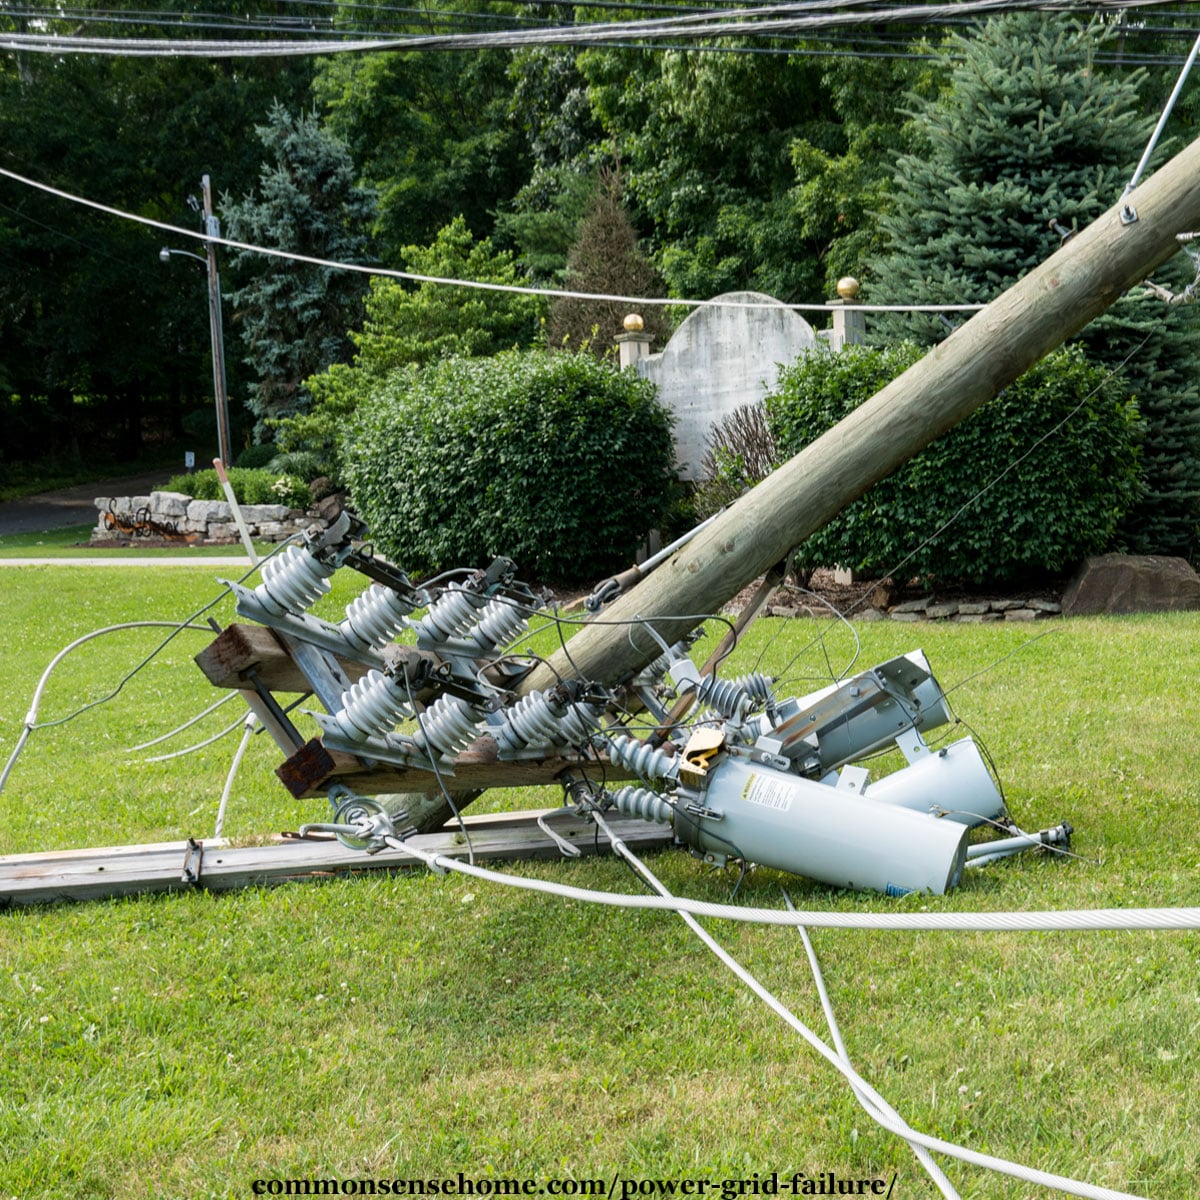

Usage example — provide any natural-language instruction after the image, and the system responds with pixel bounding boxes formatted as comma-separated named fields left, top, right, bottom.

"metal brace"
left=181, top=837, right=203, bottom=885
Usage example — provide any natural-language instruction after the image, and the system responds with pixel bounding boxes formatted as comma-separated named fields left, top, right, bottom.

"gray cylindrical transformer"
left=677, top=757, right=970, bottom=896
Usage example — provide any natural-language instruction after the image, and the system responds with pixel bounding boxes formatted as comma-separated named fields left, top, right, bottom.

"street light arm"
left=160, top=246, right=207, bottom=266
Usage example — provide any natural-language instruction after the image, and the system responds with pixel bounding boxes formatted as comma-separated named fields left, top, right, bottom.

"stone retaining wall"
left=91, top=491, right=329, bottom=545
left=766, top=594, right=1062, bottom=623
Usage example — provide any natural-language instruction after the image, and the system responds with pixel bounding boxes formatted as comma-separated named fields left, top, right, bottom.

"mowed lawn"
left=0, top=564, right=1197, bottom=1199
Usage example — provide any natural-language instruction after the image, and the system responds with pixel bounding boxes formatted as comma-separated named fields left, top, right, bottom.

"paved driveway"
left=0, top=469, right=176, bottom=537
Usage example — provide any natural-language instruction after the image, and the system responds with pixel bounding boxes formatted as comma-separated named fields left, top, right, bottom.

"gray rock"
left=187, top=499, right=232, bottom=524
left=890, top=611, right=923, bottom=623
left=856, top=607, right=886, bottom=622
left=1004, top=608, right=1038, bottom=621
left=1026, top=598, right=1062, bottom=614
left=989, top=599, right=1023, bottom=611
left=892, top=597, right=931, bottom=614
left=1061, top=554, right=1200, bottom=617
left=956, top=612, right=1002, bottom=623
left=925, top=602, right=959, bottom=620
left=957, top=601, right=991, bottom=615
left=150, top=490, right=191, bottom=518
left=240, top=503, right=291, bottom=523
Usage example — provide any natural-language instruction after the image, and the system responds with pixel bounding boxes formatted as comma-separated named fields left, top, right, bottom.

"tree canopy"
left=4, top=0, right=1200, bottom=519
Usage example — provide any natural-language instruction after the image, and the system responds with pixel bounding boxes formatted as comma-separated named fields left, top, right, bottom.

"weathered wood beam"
left=0, top=809, right=673, bottom=907
left=275, top=736, right=636, bottom=800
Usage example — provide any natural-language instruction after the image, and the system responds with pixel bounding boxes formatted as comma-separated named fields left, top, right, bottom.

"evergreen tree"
left=222, top=104, right=377, bottom=438
left=546, top=168, right=669, bottom=354
left=871, top=14, right=1200, bottom=557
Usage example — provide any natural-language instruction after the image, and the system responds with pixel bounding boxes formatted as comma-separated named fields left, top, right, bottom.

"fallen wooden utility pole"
left=0, top=809, right=673, bottom=907
left=522, top=133, right=1200, bottom=694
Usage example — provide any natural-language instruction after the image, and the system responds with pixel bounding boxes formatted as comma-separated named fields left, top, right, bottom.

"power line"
left=0, top=0, right=1185, bottom=57
left=0, top=163, right=988, bottom=314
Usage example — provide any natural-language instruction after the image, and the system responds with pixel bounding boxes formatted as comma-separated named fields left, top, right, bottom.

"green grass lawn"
left=1, top=565, right=1197, bottom=1199
left=0, top=525, right=272, bottom=559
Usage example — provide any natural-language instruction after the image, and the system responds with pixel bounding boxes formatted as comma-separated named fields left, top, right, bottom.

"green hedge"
left=765, top=342, right=1143, bottom=585
left=342, top=352, right=675, bottom=584
left=162, top=467, right=312, bottom=510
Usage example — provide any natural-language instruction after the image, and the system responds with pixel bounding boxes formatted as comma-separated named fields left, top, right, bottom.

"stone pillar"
left=615, top=313, right=652, bottom=369
left=827, top=277, right=866, bottom=351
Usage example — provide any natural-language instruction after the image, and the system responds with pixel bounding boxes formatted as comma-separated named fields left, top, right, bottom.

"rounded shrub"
left=765, top=342, right=1143, bottom=585
left=342, top=351, right=676, bottom=584
left=234, top=443, right=278, bottom=470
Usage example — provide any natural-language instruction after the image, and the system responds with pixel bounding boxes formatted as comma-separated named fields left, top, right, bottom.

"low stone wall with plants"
left=91, top=491, right=328, bottom=545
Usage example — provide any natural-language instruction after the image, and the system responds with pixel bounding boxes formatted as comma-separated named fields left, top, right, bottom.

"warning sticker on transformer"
left=740, top=772, right=793, bottom=813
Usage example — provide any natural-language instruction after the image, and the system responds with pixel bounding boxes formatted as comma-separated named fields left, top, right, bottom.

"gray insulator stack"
left=605, top=732, right=677, bottom=784
left=495, top=690, right=606, bottom=756
left=329, top=670, right=410, bottom=741
left=609, top=785, right=675, bottom=826
left=412, top=585, right=485, bottom=646
left=410, top=693, right=485, bottom=760
left=495, top=690, right=568, bottom=755
left=463, top=597, right=530, bottom=655
left=557, top=697, right=607, bottom=747
left=693, top=673, right=773, bottom=722
left=341, top=584, right=416, bottom=652
left=255, top=545, right=334, bottom=616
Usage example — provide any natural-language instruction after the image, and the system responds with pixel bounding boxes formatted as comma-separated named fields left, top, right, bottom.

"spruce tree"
left=546, top=168, right=669, bottom=355
left=872, top=14, right=1200, bottom=557
left=223, top=104, right=377, bottom=439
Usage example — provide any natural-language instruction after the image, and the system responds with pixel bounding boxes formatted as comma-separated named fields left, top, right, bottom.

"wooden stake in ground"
left=522, top=134, right=1200, bottom=694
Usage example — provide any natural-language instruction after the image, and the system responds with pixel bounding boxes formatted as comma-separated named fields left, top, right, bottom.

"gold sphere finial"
left=836, top=276, right=861, bottom=300
left=623, top=313, right=645, bottom=332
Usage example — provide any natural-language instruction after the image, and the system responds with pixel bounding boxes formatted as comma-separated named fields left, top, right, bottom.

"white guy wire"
left=384, top=835, right=1200, bottom=930
left=1123, top=28, right=1200, bottom=196
left=0, top=620, right=218, bottom=798
left=214, top=715, right=258, bottom=839
left=783, top=893, right=961, bottom=1200
left=0, top=166, right=986, bottom=315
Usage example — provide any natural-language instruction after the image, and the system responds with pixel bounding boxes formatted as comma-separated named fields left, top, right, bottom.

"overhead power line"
left=0, top=0, right=1185, bottom=57
left=0, top=164, right=987, bottom=314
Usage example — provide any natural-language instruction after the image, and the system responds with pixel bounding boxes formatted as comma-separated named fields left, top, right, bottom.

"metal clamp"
left=181, top=837, right=204, bottom=884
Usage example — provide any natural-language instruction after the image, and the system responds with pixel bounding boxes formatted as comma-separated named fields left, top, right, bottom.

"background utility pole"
left=520, top=132, right=1200, bottom=695
left=201, top=174, right=233, bottom=468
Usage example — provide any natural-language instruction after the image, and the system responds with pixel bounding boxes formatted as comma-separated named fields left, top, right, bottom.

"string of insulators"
left=340, top=584, right=417, bottom=652
left=328, top=670, right=410, bottom=741
left=604, top=732, right=677, bottom=784
left=608, top=785, right=675, bottom=825
left=254, top=545, right=334, bottom=617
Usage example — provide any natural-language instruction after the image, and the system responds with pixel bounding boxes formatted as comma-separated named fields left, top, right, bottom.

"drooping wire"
left=0, top=537, right=302, bottom=798
left=781, top=891, right=963, bottom=1200
left=144, top=713, right=246, bottom=763
left=125, top=690, right=238, bottom=752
